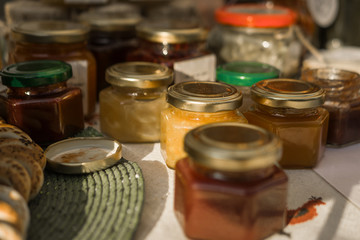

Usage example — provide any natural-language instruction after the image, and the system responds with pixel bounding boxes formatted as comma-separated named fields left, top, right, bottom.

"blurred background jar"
left=207, top=3, right=302, bottom=77
left=301, top=68, right=360, bottom=147
left=216, top=61, right=280, bottom=112
left=126, top=18, right=216, bottom=84
left=0, top=60, right=84, bottom=146
left=8, top=20, right=96, bottom=118
left=78, top=3, right=142, bottom=98
left=100, top=61, right=173, bottom=143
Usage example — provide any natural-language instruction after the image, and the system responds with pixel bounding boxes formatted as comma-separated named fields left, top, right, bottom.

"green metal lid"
left=0, top=60, right=72, bottom=87
left=216, top=61, right=280, bottom=87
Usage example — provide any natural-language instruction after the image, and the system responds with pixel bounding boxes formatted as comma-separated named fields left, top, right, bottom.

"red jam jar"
left=175, top=122, right=288, bottom=240
left=0, top=60, right=84, bottom=145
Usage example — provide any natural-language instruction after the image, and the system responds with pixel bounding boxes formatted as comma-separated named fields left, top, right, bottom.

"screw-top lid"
left=136, top=18, right=207, bottom=44
left=216, top=4, right=297, bottom=28
left=184, top=122, right=282, bottom=172
left=167, top=81, right=242, bottom=112
left=217, top=61, right=280, bottom=87
left=11, top=20, right=89, bottom=43
left=0, top=60, right=72, bottom=87
left=251, top=78, right=325, bottom=109
left=106, top=61, right=173, bottom=88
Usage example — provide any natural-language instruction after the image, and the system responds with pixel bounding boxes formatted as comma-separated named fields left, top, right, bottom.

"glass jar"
left=244, top=79, right=329, bottom=168
left=161, top=81, right=248, bottom=169
left=78, top=3, right=141, bottom=97
left=127, top=18, right=216, bottom=83
left=100, top=61, right=173, bottom=143
left=301, top=68, right=360, bottom=146
left=207, top=4, right=301, bottom=77
left=216, top=61, right=280, bottom=112
left=0, top=60, right=84, bottom=145
left=8, top=20, right=97, bottom=118
left=175, top=122, right=288, bottom=240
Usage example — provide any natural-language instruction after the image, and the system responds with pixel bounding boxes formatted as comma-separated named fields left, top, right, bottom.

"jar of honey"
left=244, top=79, right=329, bottom=168
left=216, top=61, right=280, bottom=112
left=126, top=18, right=216, bottom=83
left=301, top=68, right=360, bottom=146
left=100, top=61, right=173, bottom=143
left=161, top=81, right=248, bottom=169
left=0, top=60, right=84, bottom=145
left=175, top=122, right=288, bottom=240
left=8, top=20, right=96, bottom=118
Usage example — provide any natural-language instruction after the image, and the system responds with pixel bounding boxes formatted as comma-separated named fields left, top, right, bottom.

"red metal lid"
left=215, top=4, right=297, bottom=28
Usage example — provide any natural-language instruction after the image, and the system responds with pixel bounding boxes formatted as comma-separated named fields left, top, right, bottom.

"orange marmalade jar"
left=8, top=20, right=96, bottom=118
left=160, top=81, right=248, bottom=169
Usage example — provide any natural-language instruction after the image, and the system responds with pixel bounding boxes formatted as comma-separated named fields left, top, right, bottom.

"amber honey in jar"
left=100, top=61, right=173, bottom=143
left=175, top=122, right=288, bottom=240
left=161, top=81, right=248, bottom=169
left=8, top=20, right=96, bottom=118
left=0, top=60, right=84, bottom=145
left=301, top=68, right=360, bottom=146
left=126, top=18, right=216, bottom=83
left=244, top=79, right=329, bottom=168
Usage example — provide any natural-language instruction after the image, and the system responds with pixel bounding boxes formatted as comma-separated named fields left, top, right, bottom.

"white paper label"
left=173, top=54, right=216, bottom=84
left=307, top=0, right=339, bottom=28
left=67, top=60, right=88, bottom=115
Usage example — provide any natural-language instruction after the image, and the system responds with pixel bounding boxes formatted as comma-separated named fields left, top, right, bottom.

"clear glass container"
left=0, top=60, right=84, bottom=146
left=160, top=81, right=248, bottom=169
left=8, top=20, right=97, bottom=118
left=301, top=68, right=360, bottom=146
left=175, top=122, right=288, bottom=240
left=216, top=61, right=280, bottom=112
left=100, top=62, right=173, bottom=143
left=207, top=4, right=301, bottom=77
left=244, top=79, right=329, bottom=168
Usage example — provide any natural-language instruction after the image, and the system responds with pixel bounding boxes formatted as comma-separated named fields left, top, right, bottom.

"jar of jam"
left=126, top=18, right=216, bottom=83
left=100, top=61, right=173, bottom=143
left=78, top=3, right=142, bottom=97
left=175, top=122, right=288, bottom=240
left=161, top=81, right=248, bottom=169
left=207, top=4, right=301, bottom=77
left=244, top=79, right=329, bottom=168
left=216, top=61, right=280, bottom=112
left=301, top=68, right=360, bottom=146
left=0, top=60, right=84, bottom=145
left=8, top=20, right=97, bottom=118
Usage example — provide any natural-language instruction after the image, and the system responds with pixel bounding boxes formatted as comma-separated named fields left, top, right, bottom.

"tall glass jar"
left=127, top=19, right=216, bottom=83
left=161, top=81, right=248, bottom=169
left=78, top=3, right=141, bottom=97
left=100, top=62, right=173, bottom=143
left=216, top=61, right=280, bottom=112
left=175, top=122, right=288, bottom=240
left=0, top=60, right=84, bottom=146
left=301, top=68, right=360, bottom=146
left=208, top=4, right=301, bottom=77
left=244, top=79, right=329, bottom=168
left=8, top=20, right=97, bottom=118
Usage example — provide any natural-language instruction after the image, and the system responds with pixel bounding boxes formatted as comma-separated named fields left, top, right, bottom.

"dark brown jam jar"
left=0, top=60, right=84, bottom=146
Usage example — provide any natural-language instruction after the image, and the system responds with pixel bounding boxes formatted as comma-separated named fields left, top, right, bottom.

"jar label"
left=67, top=60, right=88, bottom=115
left=307, top=0, right=339, bottom=28
left=174, top=54, right=216, bottom=84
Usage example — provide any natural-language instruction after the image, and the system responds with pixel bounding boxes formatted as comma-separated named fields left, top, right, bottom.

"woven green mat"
left=28, top=128, right=144, bottom=240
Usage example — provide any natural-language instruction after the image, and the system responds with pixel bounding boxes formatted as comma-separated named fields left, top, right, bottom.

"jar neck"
left=169, top=104, right=240, bottom=117
left=7, top=81, right=68, bottom=98
left=187, top=157, right=275, bottom=182
left=255, top=103, right=319, bottom=117
left=111, top=85, right=166, bottom=100
left=13, top=40, right=88, bottom=52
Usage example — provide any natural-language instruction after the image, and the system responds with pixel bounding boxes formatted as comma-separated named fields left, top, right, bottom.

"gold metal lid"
left=184, top=122, right=282, bottom=172
left=251, top=78, right=325, bottom=109
left=11, top=20, right=89, bottom=44
left=167, top=81, right=242, bottom=112
left=106, top=61, right=173, bottom=88
left=136, top=19, right=207, bottom=44
left=45, top=137, right=122, bottom=174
